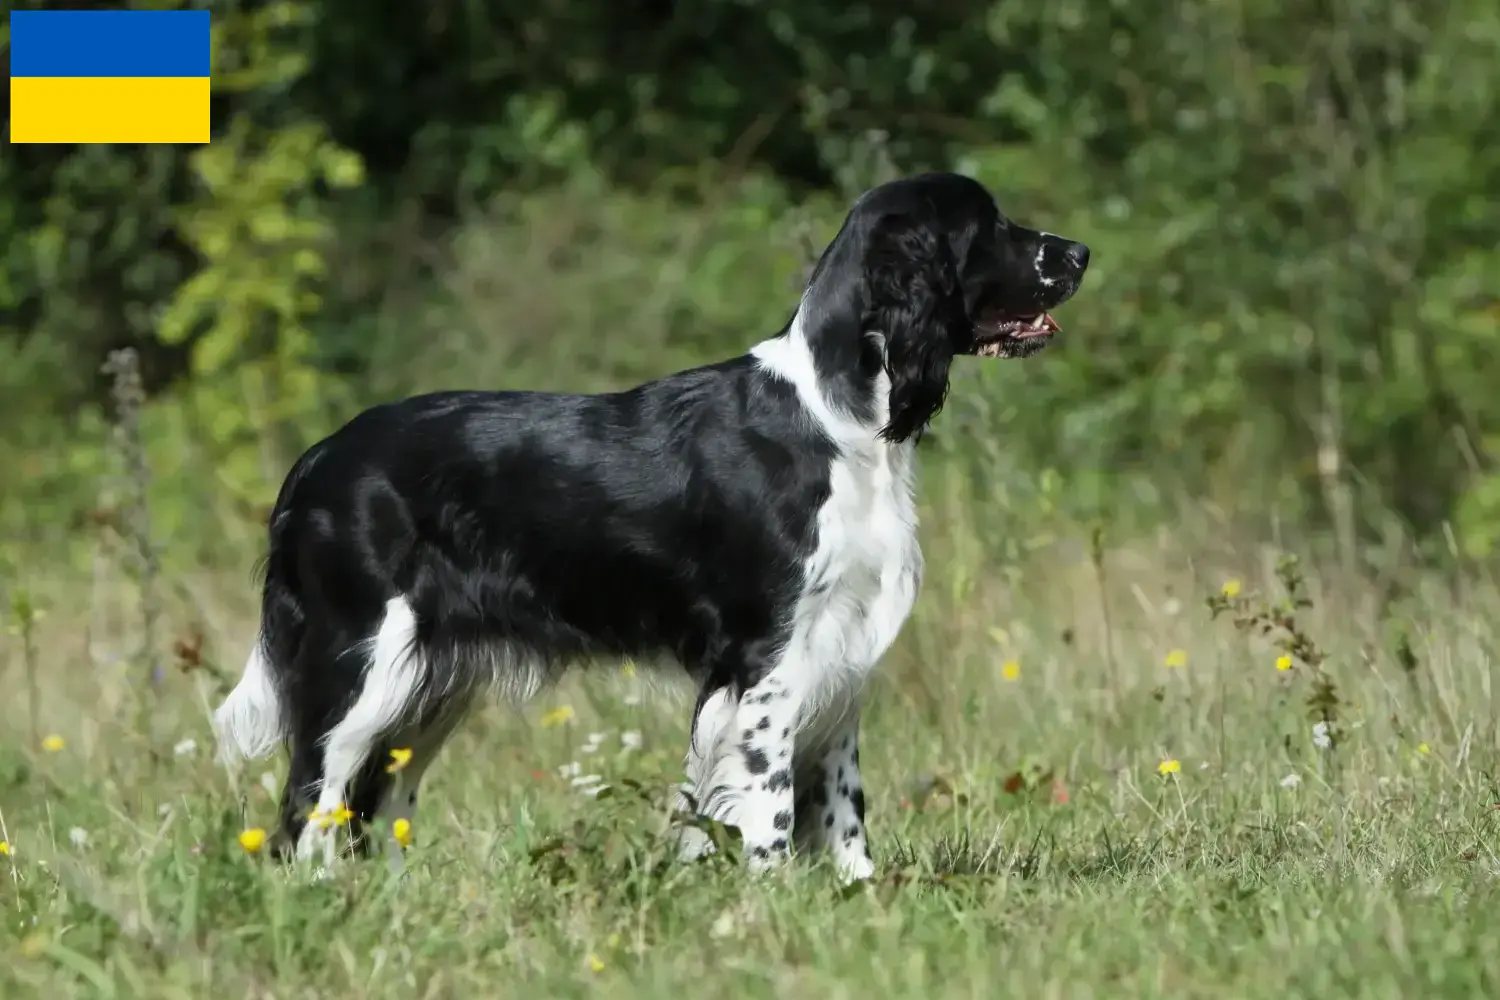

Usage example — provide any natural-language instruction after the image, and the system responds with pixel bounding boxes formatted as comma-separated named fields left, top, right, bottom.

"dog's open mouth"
left=972, top=313, right=1061, bottom=358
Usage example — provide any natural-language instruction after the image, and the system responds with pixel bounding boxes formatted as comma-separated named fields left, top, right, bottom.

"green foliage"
left=4, top=0, right=1500, bottom=563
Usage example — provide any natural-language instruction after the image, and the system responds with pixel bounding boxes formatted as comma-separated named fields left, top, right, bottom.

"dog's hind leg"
left=295, top=596, right=428, bottom=869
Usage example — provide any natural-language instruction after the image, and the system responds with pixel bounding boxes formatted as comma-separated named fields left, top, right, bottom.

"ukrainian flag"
left=9, top=9, right=210, bottom=144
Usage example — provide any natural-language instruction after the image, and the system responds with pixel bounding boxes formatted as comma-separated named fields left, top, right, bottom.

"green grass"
left=4, top=527, right=1500, bottom=998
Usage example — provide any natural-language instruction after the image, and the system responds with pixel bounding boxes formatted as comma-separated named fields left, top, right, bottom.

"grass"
left=4, top=506, right=1500, bottom=998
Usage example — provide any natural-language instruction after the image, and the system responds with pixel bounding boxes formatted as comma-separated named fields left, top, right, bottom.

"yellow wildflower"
left=1416, top=742, right=1431, bottom=756
left=1275, top=655, right=1293, bottom=672
left=392, top=818, right=413, bottom=848
left=540, top=705, right=575, bottom=728
left=237, top=828, right=268, bottom=854
left=40, top=734, right=65, bottom=753
left=621, top=659, right=637, bottom=679
left=386, top=747, right=413, bottom=773
left=1221, top=579, right=1242, bottom=598
left=307, top=804, right=355, bottom=828
left=1001, top=659, right=1021, bottom=682
left=0, top=841, right=11, bottom=856
left=1157, top=758, right=1181, bottom=776
left=587, top=954, right=606, bottom=973
left=1164, top=649, right=1188, bottom=669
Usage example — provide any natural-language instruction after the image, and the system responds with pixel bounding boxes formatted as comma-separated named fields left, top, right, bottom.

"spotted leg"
left=794, top=711, right=874, bottom=882
left=682, top=671, right=802, bottom=872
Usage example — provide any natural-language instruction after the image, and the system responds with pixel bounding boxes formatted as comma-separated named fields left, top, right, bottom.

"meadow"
left=6, top=3, right=1500, bottom=993
left=4, top=492, right=1498, bottom=998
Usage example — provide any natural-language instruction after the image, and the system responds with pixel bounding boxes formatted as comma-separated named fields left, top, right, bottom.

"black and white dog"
left=213, top=172, right=1089, bottom=881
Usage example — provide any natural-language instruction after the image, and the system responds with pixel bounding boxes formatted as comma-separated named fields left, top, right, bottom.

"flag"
left=9, top=9, right=211, bottom=144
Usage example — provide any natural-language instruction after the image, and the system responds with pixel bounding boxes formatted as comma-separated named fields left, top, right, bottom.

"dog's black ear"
left=863, top=213, right=968, bottom=443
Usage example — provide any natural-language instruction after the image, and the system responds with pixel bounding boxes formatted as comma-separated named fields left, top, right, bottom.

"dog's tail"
left=213, top=634, right=285, bottom=765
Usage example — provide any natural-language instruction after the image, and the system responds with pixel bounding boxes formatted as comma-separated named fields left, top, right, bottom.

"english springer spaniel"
left=213, top=172, right=1090, bottom=882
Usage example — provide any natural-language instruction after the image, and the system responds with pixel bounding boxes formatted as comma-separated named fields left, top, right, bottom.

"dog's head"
left=801, top=172, right=1090, bottom=442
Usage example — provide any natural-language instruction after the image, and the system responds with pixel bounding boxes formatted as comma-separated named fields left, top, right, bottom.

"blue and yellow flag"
left=9, top=9, right=210, bottom=144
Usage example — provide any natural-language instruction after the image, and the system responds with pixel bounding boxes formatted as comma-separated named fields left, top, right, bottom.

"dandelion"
left=0, top=841, right=11, bottom=856
left=1221, top=579, right=1242, bottom=598
left=237, top=828, right=268, bottom=854
left=386, top=747, right=413, bottom=773
left=40, top=734, right=65, bottom=753
left=1275, top=655, right=1293, bottom=672
left=620, top=730, right=643, bottom=751
left=67, top=828, right=89, bottom=848
left=1001, top=659, right=1021, bottom=682
left=540, top=705, right=575, bottom=728
left=308, top=804, right=355, bottom=828
left=392, top=818, right=413, bottom=848
left=173, top=738, right=198, bottom=758
left=1279, top=773, right=1302, bottom=789
left=1164, top=649, right=1188, bottom=669
left=1311, top=721, right=1333, bottom=750
left=587, top=954, right=606, bottom=973
left=1158, top=758, right=1181, bottom=776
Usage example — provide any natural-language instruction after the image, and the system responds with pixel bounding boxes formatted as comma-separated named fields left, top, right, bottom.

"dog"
left=212, top=172, right=1090, bottom=881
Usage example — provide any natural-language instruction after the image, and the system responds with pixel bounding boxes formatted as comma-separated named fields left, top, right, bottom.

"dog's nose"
left=1066, top=242, right=1090, bottom=268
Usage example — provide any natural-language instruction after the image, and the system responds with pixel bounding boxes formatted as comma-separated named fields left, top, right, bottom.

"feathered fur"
left=212, top=171, right=1090, bottom=880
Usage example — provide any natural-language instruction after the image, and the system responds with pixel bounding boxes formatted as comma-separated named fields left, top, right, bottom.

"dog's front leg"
left=729, top=673, right=801, bottom=870
left=794, top=711, right=875, bottom=883
left=681, top=674, right=801, bottom=872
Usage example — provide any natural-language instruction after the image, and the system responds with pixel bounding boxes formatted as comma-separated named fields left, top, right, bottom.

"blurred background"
left=3, top=0, right=1499, bottom=585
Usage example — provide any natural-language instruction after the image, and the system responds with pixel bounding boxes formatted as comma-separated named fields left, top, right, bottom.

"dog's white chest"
left=790, top=442, right=923, bottom=709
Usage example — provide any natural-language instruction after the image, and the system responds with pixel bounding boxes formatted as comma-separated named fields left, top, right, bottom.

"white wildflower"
left=620, top=731, right=643, bottom=751
left=259, top=771, right=278, bottom=797
left=173, top=738, right=198, bottom=758
left=581, top=732, right=606, bottom=755
left=558, top=761, right=582, bottom=779
left=1311, top=721, right=1333, bottom=750
left=623, top=692, right=642, bottom=707
left=570, top=773, right=608, bottom=797
left=1279, top=773, right=1302, bottom=789
left=67, top=827, right=89, bottom=848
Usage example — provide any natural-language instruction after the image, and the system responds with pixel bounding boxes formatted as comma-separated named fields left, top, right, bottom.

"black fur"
left=218, top=171, right=1090, bottom=862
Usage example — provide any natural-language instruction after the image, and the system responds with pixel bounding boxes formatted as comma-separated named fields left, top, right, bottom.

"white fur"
left=1035, top=231, right=1059, bottom=289
left=750, top=313, right=922, bottom=734
left=801, top=714, right=875, bottom=881
left=684, top=310, right=922, bottom=876
left=213, top=641, right=285, bottom=765
left=298, top=596, right=425, bottom=864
